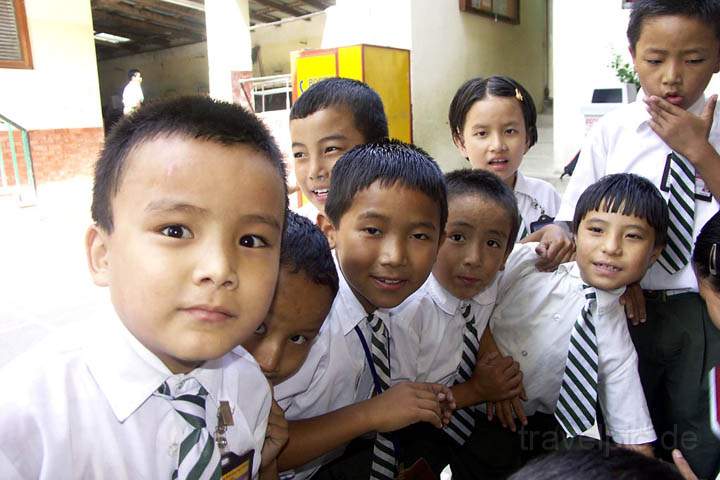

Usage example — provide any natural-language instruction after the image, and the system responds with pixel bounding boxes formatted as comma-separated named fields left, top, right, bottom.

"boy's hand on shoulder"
left=469, top=352, right=523, bottom=402
left=645, top=95, right=717, bottom=163
left=368, top=382, right=455, bottom=432
left=260, top=399, right=289, bottom=469
left=522, top=224, right=575, bottom=272
left=620, top=282, right=646, bottom=326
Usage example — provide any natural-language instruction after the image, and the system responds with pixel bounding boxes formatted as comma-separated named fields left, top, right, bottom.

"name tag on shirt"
left=221, top=450, right=253, bottom=480
left=660, top=154, right=713, bottom=201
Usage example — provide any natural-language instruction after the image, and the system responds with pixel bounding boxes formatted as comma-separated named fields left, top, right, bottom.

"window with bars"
left=0, top=0, right=32, bottom=69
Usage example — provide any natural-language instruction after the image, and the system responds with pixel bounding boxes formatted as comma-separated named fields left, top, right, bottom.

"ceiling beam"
left=294, top=0, right=328, bottom=11
left=250, top=11, right=281, bottom=24
left=93, top=0, right=206, bottom=36
left=254, top=0, right=306, bottom=17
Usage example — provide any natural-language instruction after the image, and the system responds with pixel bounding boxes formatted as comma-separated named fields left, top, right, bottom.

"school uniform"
left=276, top=273, right=421, bottom=480
left=556, top=96, right=720, bottom=477
left=514, top=171, right=561, bottom=241
left=0, top=307, right=270, bottom=479
left=392, top=273, right=498, bottom=476
left=452, top=243, right=655, bottom=479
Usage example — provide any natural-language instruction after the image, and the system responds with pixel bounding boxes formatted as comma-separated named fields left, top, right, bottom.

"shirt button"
left=553, top=314, right=561, bottom=321
left=521, top=350, right=528, bottom=357
left=169, top=442, right=178, bottom=456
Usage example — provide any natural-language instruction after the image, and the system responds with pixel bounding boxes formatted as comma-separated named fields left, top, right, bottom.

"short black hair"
left=509, top=446, right=683, bottom=480
left=324, top=139, right=448, bottom=233
left=627, top=0, right=720, bottom=51
left=693, top=210, right=720, bottom=293
left=92, top=95, right=287, bottom=232
left=128, top=69, right=141, bottom=80
left=289, top=77, right=389, bottom=143
left=448, top=75, right=538, bottom=149
left=572, top=173, right=668, bottom=247
left=281, top=211, right=339, bottom=298
left=445, top=169, right=520, bottom=253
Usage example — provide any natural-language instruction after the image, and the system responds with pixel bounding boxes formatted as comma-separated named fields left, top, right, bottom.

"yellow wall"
left=410, top=0, right=548, bottom=171
left=0, top=0, right=102, bottom=130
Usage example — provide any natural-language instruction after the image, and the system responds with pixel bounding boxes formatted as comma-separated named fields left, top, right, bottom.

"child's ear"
left=648, top=243, right=664, bottom=266
left=452, top=133, right=469, bottom=158
left=317, top=213, right=337, bottom=249
left=86, top=225, right=111, bottom=287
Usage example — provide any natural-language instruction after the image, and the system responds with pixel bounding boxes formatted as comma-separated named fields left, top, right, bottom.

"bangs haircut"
left=572, top=173, right=669, bottom=247
left=627, top=0, right=720, bottom=50
left=693, top=210, right=720, bottom=293
left=448, top=75, right=538, bottom=149
left=289, top=77, right=389, bottom=143
left=91, top=95, right=287, bottom=233
left=324, top=139, right=448, bottom=232
left=281, top=211, right=339, bottom=298
left=445, top=169, right=520, bottom=253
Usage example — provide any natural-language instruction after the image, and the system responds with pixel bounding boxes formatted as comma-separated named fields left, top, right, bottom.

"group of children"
left=2, top=0, right=720, bottom=479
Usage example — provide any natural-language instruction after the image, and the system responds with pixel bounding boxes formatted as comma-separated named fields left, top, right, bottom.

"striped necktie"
left=555, top=285, right=598, bottom=437
left=517, top=216, right=529, bottom=242
left=367, top=313, right=397, bottom=480
left=657, top=152, right=696, bottom=274
left=445, top=303, right=479, bottom=445
left=155, top=377, right=221, bottom=480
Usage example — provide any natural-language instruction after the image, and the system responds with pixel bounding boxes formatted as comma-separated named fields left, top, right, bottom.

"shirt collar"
left=427, top=273, right=497, bottom=314
left=335, top=273, right=383, bottom=335
left=514, top=171, right=532, bottom=196
left=633, top=94, right=707, bottom=131
left=85, top=311, right=224, bottom=422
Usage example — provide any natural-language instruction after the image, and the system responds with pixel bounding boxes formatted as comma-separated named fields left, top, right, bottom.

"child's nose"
left=255, top=341, right=283, bottom=374
left=662, top=60, right=683, bottom=85
left=602, top=235, right=623, bottom=255
left=192, top=241, right=238, bottom=289
left=308, top=156, right=328, bottom=180
left=380, top=236, right=408, bottom=267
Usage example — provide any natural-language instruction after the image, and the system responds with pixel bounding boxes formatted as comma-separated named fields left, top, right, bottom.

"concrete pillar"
left=205, top=0, right=252, bottom=104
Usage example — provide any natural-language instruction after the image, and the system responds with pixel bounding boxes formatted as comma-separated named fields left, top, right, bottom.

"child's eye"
left=487, top=239, right=502, bottom=248
left=587, top=226, right=603, bottom=234
left=505, top=128, right=518, bottom=135
left=411, top=232, right=431, bottom=241
left=254, top=323, right=267, bottom=335
left=449, top=233, right=465, bottom=243
left=687, top=58, right=705, bottom=64
left=324, top=146, right=341, bottom=154
left=363, top=227, right=382, bottom=236
left=161, top=225, right=193, bottom=239
left=239, top=234, right=268, bottom=248
left=645, top=59, right=662, bottom=65
left=626, top=233, right=643, bottom=240
left=293, top=151, right=307, bottom=160
left=474, top=130, right=487, bottom=138
left=289, top=334, right=308, bottom=345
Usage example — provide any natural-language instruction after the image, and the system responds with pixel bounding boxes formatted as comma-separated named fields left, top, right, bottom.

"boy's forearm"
left=450, top=381, right=485, bottom=409
left=687, top=142, right=720, bottom=201
left=479, top=327, right=500, bottom=355
left=277, top=401, right=375, bottom=471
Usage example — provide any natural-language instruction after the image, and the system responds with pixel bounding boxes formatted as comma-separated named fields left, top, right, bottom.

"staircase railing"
left=0, top=113, right=36, bottom=206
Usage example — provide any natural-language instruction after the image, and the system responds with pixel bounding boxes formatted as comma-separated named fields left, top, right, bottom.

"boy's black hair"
left=281, top=211, right=339, bottom=298
left=128, top=68, right=141, bottom=80
left=572, top=173, right=669, bottom=247
left=448, top=75, right=538, bottom=150
left=324, top=139, right=448, bottom=233
left=91, top=95, right=287, bottom=233
left=509, top=444, right=683, bottom=480
left=693, top=210, right=720, bottom=293
left=444, top=169, right=520, bottom=253
left=627, top=0, right=720, bottom=50
left=289, top=77, right=389, bottom=143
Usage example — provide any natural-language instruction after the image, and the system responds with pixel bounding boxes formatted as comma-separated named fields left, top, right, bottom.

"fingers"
left=672, top=449, right=699, bottom=480
left=646, top=96, right=681, bottom=116
left=487, top=402, right=495, bottom=421
left=703, top=95, right=718, bottom=126
left=511, top=397, right=528, bottom=427
left=498, top=400, right=516, bottom=432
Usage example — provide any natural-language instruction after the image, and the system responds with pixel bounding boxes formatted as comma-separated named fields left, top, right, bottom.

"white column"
left=205, top=0, right=252, bottom=102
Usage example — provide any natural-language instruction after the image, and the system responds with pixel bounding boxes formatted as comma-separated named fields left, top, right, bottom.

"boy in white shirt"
left=481, top=173, right=666, bottom=478
left=277, top=140, right=455, bottom=480
left=395, top=169, right=527, bottom=476
left=554, top=1, right=720, bottom=475
left=0, top=96, right=288, bottom=479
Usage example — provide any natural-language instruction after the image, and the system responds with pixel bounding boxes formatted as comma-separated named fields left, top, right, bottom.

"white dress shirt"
left=490, top=243, right=656, bottom=445
left=556, top=96, right=720, bottom=291
left=275, top=272, right=423, bottom=479
left=0, top=307, right=271, bottom=479
left=407, top=274, right=496, bottom=387
left=122, top=81, right=144, bottom=115
left=515, top=171, right=561, bottom=238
